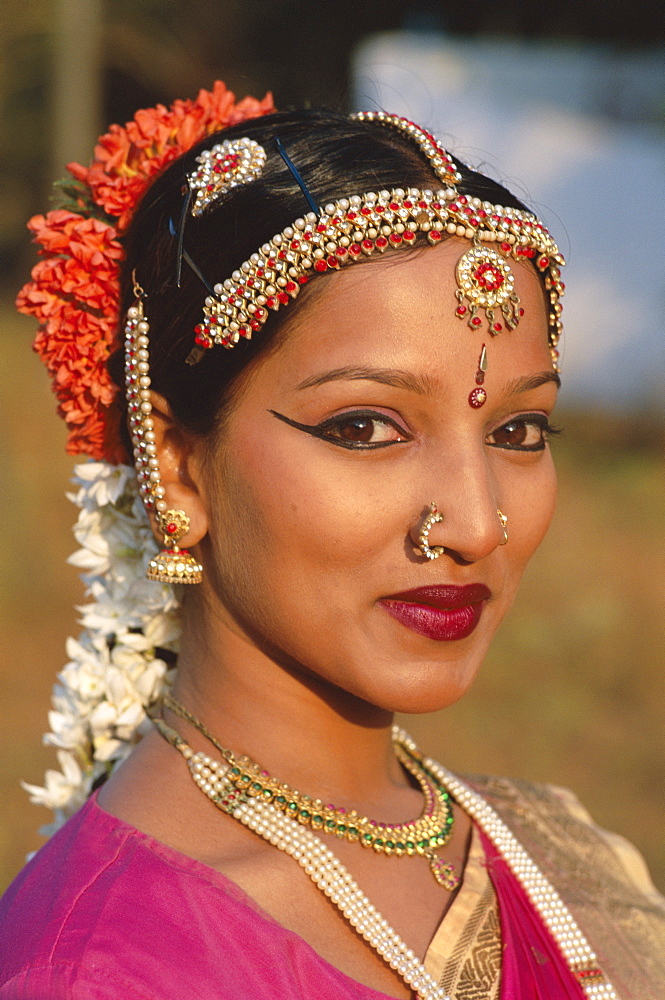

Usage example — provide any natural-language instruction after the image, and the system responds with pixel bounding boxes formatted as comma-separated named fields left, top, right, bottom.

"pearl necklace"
left=151, top=710, right=620, bottom=1000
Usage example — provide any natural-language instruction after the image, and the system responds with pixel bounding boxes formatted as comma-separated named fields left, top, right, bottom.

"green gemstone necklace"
left=152, top=694, right=459, bottom=889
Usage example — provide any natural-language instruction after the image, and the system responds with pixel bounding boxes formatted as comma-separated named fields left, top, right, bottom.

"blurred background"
left=1, top=0, right=663, bottom=893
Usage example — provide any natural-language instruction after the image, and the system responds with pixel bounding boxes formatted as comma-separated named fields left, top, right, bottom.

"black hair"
left=109, top=107, right=535, bottom=451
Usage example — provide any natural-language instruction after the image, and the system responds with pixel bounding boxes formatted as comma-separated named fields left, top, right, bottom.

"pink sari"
left=0, top=792, right=608, bottom=999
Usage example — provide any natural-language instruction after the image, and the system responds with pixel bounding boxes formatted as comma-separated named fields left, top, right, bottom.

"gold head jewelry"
left=418, top=502, right=445, bottom=561
left=183, top=112, right=564, bottom=371
left=188, top=137, right=267, bottom=217
left=188, top=185, right=564, bottom=369
left=351, top=110, right=462, bottom=186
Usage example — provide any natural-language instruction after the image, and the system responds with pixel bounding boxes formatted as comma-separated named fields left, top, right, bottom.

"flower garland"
left=22, top=462, right=182, bottom=835
left=16, top=211, right=127, bottom=462
left=18, top=82, right=275, bottom=834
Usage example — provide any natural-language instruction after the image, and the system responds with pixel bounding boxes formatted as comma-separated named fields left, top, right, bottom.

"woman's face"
left=198, top=240, right=558, bottom=714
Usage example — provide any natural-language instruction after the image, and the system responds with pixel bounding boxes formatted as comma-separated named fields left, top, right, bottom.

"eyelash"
left=270, top=409, right=561, bottom=452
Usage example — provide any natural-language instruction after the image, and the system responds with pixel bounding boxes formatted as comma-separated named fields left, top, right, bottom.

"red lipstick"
left=379, top=584, right=491, bottom=642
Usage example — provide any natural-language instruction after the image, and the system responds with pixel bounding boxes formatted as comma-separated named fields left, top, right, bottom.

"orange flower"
left=17, top=210, right=123, bottom=461
left=19, top=82, right=275, bottom=462
left=68, top=81, right=274, bottom=232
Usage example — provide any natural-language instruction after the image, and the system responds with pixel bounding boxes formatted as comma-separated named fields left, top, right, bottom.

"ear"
left=145, top=392, right=209, bottom=548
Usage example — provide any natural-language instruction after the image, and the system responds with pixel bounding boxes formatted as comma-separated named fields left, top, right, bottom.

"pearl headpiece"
left=181, top=112, right=564, bottom=372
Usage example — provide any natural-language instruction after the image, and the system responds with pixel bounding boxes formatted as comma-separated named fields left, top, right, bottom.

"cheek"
left=507, top=454, right=557, bottom=571
left=204, top=427, right=387, bottom=637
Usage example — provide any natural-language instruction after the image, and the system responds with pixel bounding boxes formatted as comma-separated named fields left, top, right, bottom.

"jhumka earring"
left=418, top=503, right=445, bottom=560
left=124, top=278, right=203, bottom=584
left=146, top=509, right=203, bottom=584
left=497, top=510, right=508, bottom=546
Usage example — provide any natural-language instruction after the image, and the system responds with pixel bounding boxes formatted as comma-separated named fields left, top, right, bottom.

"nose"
left=409, top=454, right=505, bottom=564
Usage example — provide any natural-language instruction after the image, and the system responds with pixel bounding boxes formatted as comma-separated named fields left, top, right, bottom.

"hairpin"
left=188, top=137, right=267, bottom=217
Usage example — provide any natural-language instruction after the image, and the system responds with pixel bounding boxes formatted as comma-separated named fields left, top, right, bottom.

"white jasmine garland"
left=23, top=461, right=181, bottom=837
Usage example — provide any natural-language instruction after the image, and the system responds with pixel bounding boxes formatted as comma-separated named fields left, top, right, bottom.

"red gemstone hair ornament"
left=189, top=137, right=267, bottom=217
left=187, top=111, right=565, bottom=373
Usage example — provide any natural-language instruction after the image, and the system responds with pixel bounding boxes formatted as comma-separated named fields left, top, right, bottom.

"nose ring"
left=497, top=509, right=508, bottom=545
left=418, top=503, right=445, bottom=560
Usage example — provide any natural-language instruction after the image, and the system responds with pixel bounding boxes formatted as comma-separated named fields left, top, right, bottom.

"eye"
left=319, top=411, right=409, bottom=447
left=486, top=413, right=560, bottom=452
left=269, top=408, right=410, bottom=450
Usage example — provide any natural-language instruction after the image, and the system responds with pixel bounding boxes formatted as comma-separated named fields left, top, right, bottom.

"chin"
left=348, top=653, right=484, bottom=717
left=382, top=683, right=476, bottom=717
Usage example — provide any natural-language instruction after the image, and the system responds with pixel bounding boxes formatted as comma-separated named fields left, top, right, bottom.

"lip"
left=379, top=584, right=491, bottom=642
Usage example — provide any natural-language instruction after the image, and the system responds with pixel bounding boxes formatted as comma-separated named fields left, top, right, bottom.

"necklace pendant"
left=428, top=854, right=460, bottom=891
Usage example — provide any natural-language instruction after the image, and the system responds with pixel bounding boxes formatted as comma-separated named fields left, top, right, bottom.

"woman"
left=1, top=83, right=663, bottom=1000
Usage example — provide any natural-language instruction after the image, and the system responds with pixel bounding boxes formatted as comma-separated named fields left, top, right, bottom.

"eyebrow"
left=295, top=366, right=437, bottom=395
left=296, top=366, right=561, bottom=396
left=504, top=371, right=561, bottom=395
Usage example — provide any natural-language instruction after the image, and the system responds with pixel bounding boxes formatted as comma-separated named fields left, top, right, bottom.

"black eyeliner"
left=487, top=441, right=546, bottom=453
left=269, top=409, right=401, bottom=450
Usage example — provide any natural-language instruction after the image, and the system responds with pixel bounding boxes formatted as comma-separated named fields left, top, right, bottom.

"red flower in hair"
left=17, top=83, right=275, bottom=462
left=17, top=210, right=125, bottom=462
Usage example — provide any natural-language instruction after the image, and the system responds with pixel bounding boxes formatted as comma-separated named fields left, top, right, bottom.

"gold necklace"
left=154, top=695, right=459, bottom=889
left=148, top=705, right=619, bottom=1000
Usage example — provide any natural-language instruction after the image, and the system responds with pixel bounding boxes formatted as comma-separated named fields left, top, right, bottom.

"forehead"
left=264, top=240, right=551, bottom=386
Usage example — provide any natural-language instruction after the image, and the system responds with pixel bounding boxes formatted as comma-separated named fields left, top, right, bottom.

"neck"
left=171, top=602, right=412, bottom=814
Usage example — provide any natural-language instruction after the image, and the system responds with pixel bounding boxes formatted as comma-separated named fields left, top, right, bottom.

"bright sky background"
left=352, top=33, right=665, bottom=410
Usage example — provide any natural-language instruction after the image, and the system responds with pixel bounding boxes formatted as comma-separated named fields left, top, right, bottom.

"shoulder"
left=460, top=772, right=665, bottom=999
left=0, top=794, right=272, bottom=997
left=0, top=794, right=367, bottom=1000
left=0, top=795, right=173, bottom=994
left=464, top=773, right=662, bottom=899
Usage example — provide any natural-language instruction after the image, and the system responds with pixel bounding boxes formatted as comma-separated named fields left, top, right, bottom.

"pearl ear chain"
left=151, top=710, right=619, bottom=1000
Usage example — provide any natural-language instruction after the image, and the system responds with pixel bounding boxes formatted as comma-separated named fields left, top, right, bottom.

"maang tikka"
left=124, top=279, right=203, bottom=584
